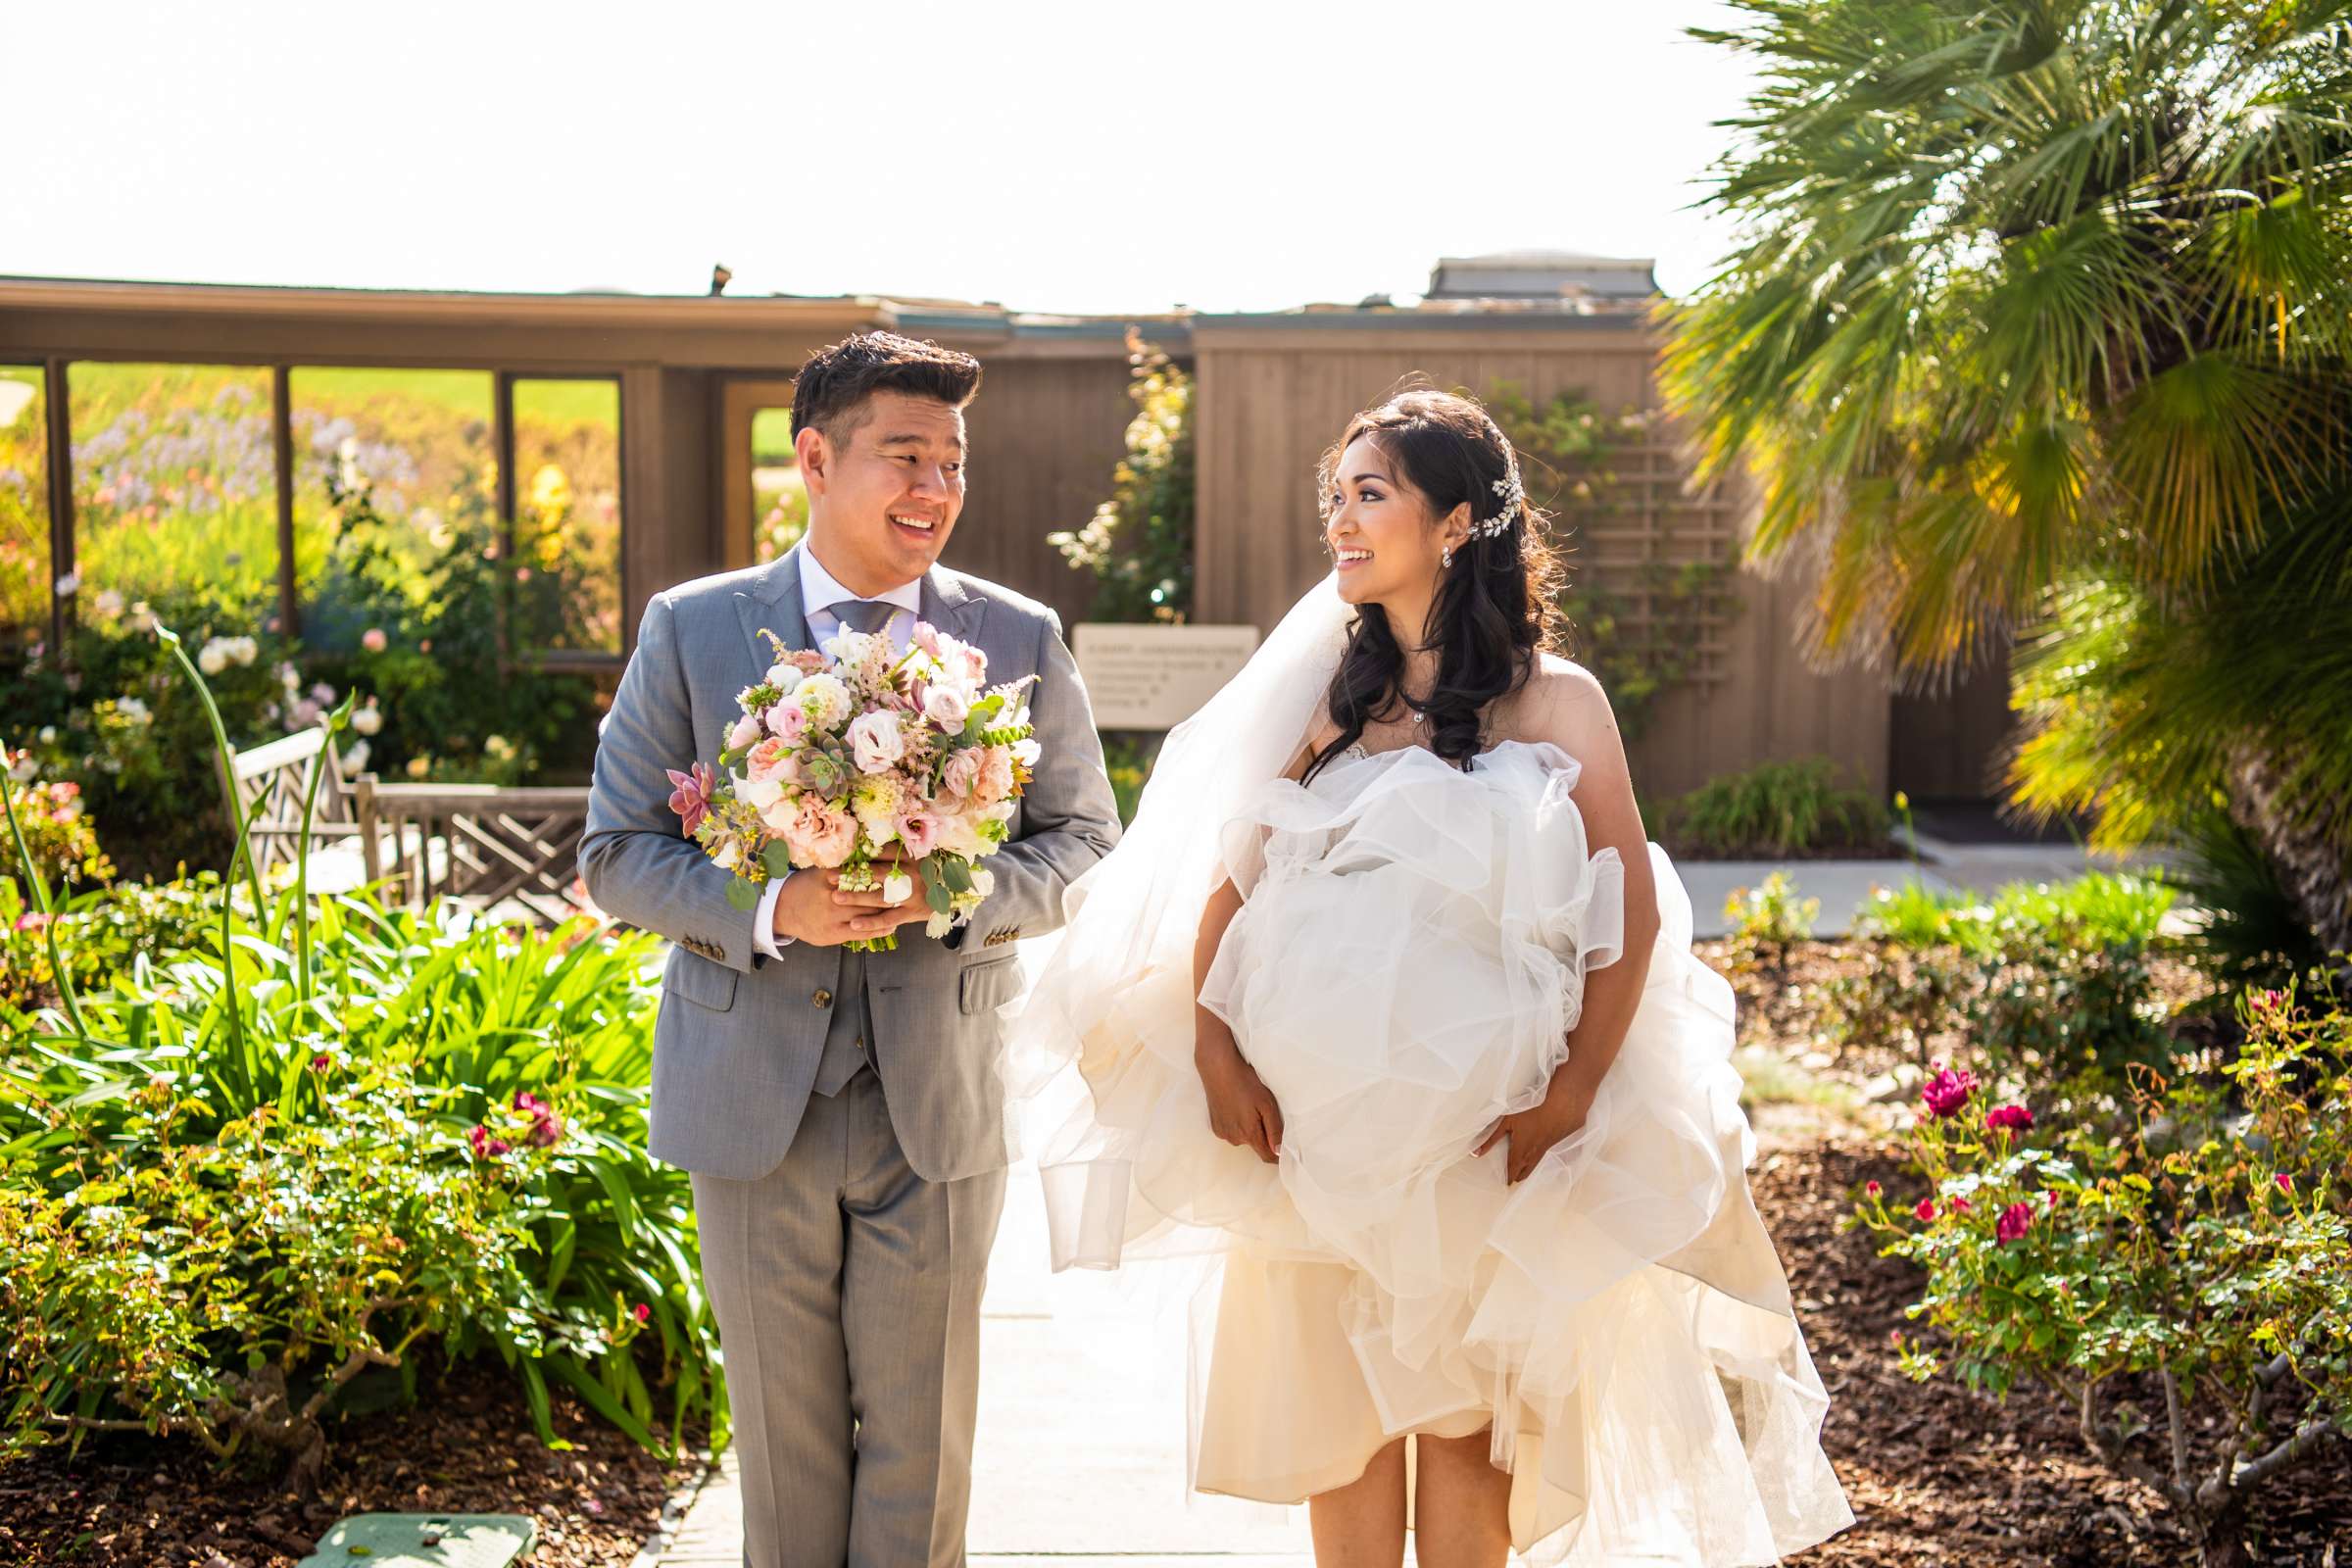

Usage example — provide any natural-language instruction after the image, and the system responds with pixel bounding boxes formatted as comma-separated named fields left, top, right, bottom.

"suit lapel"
left=919, top=564, right=988, bottom=645
left=735, top=552, right=810, bottom=679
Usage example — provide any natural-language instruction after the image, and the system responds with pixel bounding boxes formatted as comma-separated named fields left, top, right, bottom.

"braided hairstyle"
left=1305, top=387, right=1564, bottom=781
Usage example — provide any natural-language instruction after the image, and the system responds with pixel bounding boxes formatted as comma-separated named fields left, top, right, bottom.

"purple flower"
left=467, top=1123, right=511, bottom=1159
left=1995, top=1201, right=2034, bottom=1245
left=1985, top=1103, right=2034, bottom=1135
left=1921, top=1062, right=1978, bottom=1119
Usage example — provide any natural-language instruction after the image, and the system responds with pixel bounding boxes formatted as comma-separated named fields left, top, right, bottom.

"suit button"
left=856, top=1036, right=867, bottom=1054
left=813, top=988, right=833, bottom=1007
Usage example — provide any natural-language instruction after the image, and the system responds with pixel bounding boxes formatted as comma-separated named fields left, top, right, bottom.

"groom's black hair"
left=791, top=331, right=983, bottom=443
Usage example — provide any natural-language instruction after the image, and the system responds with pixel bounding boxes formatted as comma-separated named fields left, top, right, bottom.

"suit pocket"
left=668, top=951, right=739, bottom=1013
left=958, top=956, right=1023, bottom=1016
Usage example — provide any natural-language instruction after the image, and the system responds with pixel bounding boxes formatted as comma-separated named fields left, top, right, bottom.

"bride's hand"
left=1474, top=1077, right=1595, bottom=1184
left=1197, top=1035, right=1285, bottom=1164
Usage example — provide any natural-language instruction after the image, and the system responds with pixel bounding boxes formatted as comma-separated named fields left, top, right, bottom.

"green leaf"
left=760, top=841, right=795, bottom=879
left=723, top=877, right=760, bottom=912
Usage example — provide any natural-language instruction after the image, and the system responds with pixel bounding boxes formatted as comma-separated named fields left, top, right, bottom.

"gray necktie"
left=809, top=599, right=897, bottom=1099
left=832, top=599, right=898, bottom=637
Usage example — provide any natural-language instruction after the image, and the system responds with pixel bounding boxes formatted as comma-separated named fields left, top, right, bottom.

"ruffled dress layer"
left=1031, top=738, right=1853, bottom=1565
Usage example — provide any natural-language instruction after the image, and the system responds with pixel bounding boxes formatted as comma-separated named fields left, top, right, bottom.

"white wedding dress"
left=1011, top=577, right=1853, bottom=1566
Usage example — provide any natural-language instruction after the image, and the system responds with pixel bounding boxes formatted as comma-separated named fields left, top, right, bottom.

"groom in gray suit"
left=580, top=331, right=1121, bottom=1568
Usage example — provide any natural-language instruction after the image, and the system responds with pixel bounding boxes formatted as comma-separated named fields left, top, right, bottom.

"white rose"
left=846, top=710, right=906, bottom=775
left=37, top=725, right=56, bottom=744
left=197, top=642, right=229, bottom=676
left=925, top=909, right=956, bottom=940
left=739, top=770, right=785, bottom=811
left=115, top=697, right=150, bottom=725
left=351, top=702, right=383, bottom=737
left=340, top=739, right=370, bottom=775
left=765, top=662, right=804, bottom=695
left=921, top=683, right=970, bottom=731
left=232, top=637, right=259, bottom=666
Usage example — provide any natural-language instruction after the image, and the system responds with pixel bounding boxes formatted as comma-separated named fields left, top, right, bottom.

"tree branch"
left=2161, top=1357, right=2194, bottom=1498
left=2080, top=1378, right=2185, bottom=1506
left=2229, top=1414, right=2340, bottom=1494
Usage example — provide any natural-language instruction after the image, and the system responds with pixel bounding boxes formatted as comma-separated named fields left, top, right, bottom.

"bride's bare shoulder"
left=1285, top=713, right=1347, bottom=781
left=1504, top=656, right=1629, bottom=780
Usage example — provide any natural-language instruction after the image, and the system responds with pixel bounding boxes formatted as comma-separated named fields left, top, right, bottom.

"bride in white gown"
left=1013, top=389, right=1854, bottom=1566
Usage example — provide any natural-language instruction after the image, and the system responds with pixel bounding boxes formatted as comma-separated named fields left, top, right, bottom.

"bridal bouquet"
left=668, top=621, right=1039, bottom=951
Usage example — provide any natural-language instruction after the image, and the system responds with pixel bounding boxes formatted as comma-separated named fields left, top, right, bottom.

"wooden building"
left=0, top=270, right=2011, bottom=804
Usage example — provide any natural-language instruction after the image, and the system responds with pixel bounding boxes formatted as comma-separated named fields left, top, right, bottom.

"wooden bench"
left=228, top=729, right=591, bottom=924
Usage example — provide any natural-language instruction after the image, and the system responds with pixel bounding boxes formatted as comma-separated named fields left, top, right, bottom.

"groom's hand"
left=770, top=864, right=918, bottom=947
left=829, top=851, right=939, bottom=938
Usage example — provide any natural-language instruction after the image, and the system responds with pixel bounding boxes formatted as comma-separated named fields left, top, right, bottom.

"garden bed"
left=1766, top=1139, right=2352, bottom=1566
left=0, top=1351, right=705, bottom=1568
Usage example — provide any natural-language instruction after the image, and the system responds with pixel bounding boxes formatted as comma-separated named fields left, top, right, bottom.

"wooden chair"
left=355, top=778, right=592, bottom=926
left=222, top=727, right=372, bottom=893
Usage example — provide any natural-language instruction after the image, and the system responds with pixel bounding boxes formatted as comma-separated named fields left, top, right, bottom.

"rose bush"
left=1860, top=980, right=2351, bottom=1565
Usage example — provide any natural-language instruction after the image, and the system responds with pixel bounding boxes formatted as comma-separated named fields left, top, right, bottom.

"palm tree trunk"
left=2225, top=737, right=2352, bottom=969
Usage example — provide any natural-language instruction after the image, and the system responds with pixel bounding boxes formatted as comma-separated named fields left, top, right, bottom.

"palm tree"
left=1661, top=0, right=2352, bottom=960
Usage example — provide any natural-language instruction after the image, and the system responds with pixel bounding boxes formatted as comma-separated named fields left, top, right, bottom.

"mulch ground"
left=0, top=1355, right=703, bottom=1568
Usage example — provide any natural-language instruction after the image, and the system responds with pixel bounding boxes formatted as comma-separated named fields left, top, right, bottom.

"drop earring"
left=1441, top=545, right=1454, bottom=569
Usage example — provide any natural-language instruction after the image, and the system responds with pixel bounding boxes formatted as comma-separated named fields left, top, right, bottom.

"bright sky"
left=12, top=0, right=1764, bottom=314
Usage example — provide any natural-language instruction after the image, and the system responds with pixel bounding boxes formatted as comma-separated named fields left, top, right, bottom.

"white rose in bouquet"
left=846, top=710, right=906, bottom=774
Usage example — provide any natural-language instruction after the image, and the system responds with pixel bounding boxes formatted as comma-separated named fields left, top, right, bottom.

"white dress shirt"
left=752, top=542, right=925, bottom=957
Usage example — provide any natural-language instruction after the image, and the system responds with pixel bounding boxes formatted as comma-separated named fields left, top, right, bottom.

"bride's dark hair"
left=1304, top=386, right=1564, bottom=781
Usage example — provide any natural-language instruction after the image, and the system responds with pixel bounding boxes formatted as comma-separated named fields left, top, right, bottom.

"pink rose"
left=746, top=735, right=795, bottom=783
left=1985, top=1102, right=2034, bottom=1135
left=938, top=749, right=982, bottom=808
left=728, top=711, right=763, bottom=750
left=897, top=811, right=943, bottom=858
left=767, top=701, right=809, bottom=743
left=911, top=621, right=947, bottom=659
left=974, top=744, right=1015, bottom=806
left=1920, top=1062, right=1978, bottom=1119
left=361, top=626, right=388, bottom=653
left=782, top=799, right=858, bottom=868
left=1913, top=1198, right=1935, bottom=1222
left=1995, top=1201, right=2034, bottom=1246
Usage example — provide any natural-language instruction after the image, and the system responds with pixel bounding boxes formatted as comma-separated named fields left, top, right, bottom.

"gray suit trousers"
left=692, top=1055, right=1009, bottom=1568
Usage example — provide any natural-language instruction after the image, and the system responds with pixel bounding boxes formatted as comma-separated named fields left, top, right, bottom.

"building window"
left=510, top=377, right=622, bottom=655
left=68, top=363, right=276, bottom=619
left=0, top=367, right=48, bottom=642
left=289, top=367, right=498, bottom=652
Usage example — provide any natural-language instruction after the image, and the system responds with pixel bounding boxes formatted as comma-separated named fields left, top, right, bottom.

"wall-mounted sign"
left=1074, top=622, right=1262, bottom=730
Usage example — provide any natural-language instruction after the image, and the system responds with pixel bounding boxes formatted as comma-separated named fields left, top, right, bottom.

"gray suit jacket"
left=580, top=553, right=1121, bottom=1184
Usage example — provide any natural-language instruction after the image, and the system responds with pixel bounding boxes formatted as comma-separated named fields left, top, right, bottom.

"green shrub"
left=1661, top=757, right=1888, bottom=858
left=1723, top=869, right=1816, bottom=980
left=0, top=872, right=220, bottom=1020
left=0, top=646, right=720, bottom=1487
left=0, top=768, right=113, bottom=891
left=1832, top=872, right=2180, bottom=1084
left=1049, top=330, right=1194, bottom=623
left=1860, top=979, right=2352, bottom=1565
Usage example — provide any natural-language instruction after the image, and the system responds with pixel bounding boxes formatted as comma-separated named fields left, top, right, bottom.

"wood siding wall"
left=1191, top=322, right=1891, bottom=801
left=938, top=353, right=1143, bottom=632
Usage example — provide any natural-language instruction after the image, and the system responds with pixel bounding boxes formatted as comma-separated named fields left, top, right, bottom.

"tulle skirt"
left=1027, top=742, right=1853, bottom=1564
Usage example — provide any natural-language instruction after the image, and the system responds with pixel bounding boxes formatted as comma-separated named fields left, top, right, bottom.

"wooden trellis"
left=1543, top=440, right=1745, bottom=689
